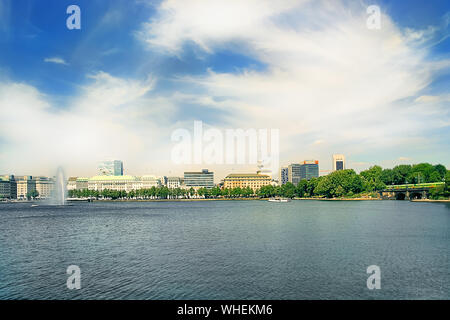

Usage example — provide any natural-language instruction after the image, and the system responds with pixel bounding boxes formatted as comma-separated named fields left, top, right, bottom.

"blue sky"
left=0, top=0, right=449, bottom=178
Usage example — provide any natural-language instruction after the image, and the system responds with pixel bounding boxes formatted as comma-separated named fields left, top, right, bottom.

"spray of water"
left=50, top=167, right=67, bottom=205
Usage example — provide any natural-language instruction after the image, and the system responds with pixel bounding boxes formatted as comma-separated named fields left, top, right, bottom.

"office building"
left=333, top=154, right=346, bottom=171
left=300, top=160, right=319, bottom=180
left=184, top=169, right=214, bottom=189
left=98, top=160, right=124, bottom=176
left=288, top=164, right=302, bottom=185
left=279, top=167, right=289, bottom=185
left=223, top=173, right=271, bottom=190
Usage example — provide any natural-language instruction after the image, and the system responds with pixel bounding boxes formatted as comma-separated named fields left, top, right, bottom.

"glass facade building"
left=98, top=160, right=124, bottom=176
left=300, top=160, right=319, bottom=180
left=184, top=169, right=214, bottom=189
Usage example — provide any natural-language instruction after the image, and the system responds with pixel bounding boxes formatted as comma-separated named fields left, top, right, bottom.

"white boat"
left=31, top=204, right=39, bottom=207
left=268, top=198, right=290, bottom=202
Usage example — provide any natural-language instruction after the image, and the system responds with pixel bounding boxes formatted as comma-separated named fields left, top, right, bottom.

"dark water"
left=0, top=200, right=449, bottom=300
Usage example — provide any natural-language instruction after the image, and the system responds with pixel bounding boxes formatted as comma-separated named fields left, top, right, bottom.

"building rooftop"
left=225, top=173, right=270, bottom=178
left=89, top=175, right=137, bottom=181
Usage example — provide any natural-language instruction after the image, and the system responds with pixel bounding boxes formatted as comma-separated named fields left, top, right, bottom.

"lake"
left=0, top=200, right=449, bottom=299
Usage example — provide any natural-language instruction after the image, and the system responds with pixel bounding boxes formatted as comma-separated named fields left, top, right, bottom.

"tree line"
left=68, top=163, right=450, bottom=200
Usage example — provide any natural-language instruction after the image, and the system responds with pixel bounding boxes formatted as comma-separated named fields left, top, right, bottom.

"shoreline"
left=410, top=199, right=450, bottom=203
left=3, top=197, right=449, bottom=203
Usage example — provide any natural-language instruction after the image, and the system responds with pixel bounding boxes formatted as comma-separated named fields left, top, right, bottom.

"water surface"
left=0, top=200, right=449, bottom=299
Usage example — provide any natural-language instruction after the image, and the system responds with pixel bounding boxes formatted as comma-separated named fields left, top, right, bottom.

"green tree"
left=27, top=190, right=39, bottom=200
left=360, top=165, right=385, bottom=191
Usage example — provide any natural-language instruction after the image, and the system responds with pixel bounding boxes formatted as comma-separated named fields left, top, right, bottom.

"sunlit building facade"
left=167, top=177, right=182, bottom=189
left=223, top=173, right=271, bottom=190
left=15, top=176, right=36, bottom=199
left=34, top=176, right=55, bottom=199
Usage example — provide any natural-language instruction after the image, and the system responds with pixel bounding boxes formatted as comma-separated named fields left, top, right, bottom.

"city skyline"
left=0, top=0, right=449, bottom=178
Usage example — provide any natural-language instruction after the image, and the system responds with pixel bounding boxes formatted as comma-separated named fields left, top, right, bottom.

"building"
left=140, top=175, right=162, bottom=188
left=184, top=169, right=214, bottom=189
left=288, top=164, right=302, bottom=185
left=67, top=177, right=77, bottom=191
left=0, top=175, right=16, bottom=199
left=300, top=160, right=319, bottom=180
left=87, top=175, right=161, bottom=192
left=88, top=175, right=138, bottom=192
left=333, top=154, right=346, bottom=171
left=15, top=176, right=36, bottom=199
left=98, top=160, right=124, bottom=176
left=34, top=176, right=55, bottom=199
left=160, top=176, right=168, bottom=187
left=76, top=177, right=89, bottom=190
left=279, top=167, right=289, bottom=185
left=223, top=173, right=271, bottom=190
left=167, top=177, right=182, bottom=189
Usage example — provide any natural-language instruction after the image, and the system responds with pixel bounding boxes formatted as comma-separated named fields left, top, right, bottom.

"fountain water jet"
left=50, top=167, right=67, bottom=205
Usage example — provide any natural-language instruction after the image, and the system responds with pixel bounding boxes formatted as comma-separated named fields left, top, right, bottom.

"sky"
left=0, top=0, right=449, bottom=180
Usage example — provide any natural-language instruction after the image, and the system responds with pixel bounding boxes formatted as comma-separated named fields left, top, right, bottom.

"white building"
left=167, top=177, right=182, bottom=189
left=88, top=175, right=161, bottom=192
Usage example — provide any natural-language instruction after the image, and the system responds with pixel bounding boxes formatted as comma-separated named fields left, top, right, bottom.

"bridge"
left=379, top=182, right=444, bottom=200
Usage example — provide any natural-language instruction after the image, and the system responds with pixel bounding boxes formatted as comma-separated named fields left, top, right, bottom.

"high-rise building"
left=279, top=167, right=289, bottom=185
left=98, top=160, right=124, bottom=176
left=300, top=160, right=319, bottom=180
left=184, top=169, right=214, bottom=189
left=332, top=154, right=346, bottom=171
left=288, top=164, right=302, bottom=185
left=223, top=173, right=271, bottom=190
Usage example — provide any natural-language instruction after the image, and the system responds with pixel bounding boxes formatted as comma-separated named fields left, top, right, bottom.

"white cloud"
left=0, top=73, right=179, bottom=176
left=139, top=0, right=450, bottom=171
left=44, top=57, right=69, bottom=65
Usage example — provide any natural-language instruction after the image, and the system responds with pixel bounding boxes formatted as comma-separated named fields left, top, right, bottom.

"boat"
left=268, top=198, right=290, bottom=202
left=31, top=204, right=39, bottom=207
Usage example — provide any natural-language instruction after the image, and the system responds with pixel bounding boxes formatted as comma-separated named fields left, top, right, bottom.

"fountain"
left=51, top=167, right=67, bottom=205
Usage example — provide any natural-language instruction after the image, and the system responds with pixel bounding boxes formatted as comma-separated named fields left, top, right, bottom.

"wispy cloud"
left=0, top=72, right=179, bottom=176
left=44, top=57, right=69, bottom=66
left=137, top=0, right=450, bottom=170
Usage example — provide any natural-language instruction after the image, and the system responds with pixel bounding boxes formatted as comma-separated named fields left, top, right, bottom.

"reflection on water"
left=0, top=200, right=449, bottom=299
